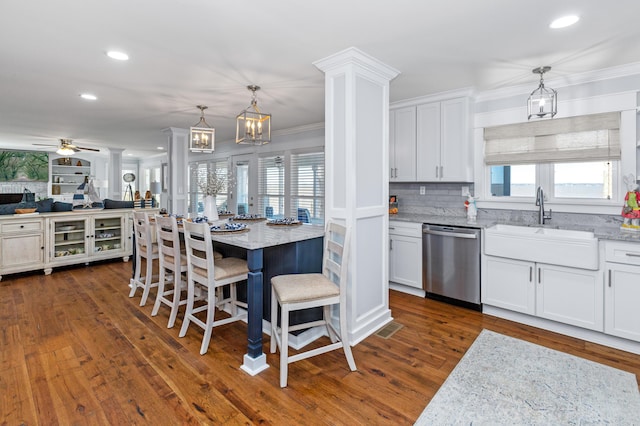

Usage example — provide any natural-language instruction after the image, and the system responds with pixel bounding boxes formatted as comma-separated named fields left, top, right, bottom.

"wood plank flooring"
left=2, top=260, right=639, bottom=425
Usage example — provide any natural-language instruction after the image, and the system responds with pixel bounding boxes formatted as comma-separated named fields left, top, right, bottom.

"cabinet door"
left=483, top=256, right=535, bottom=314
left=440, top=97, right=470, bottom=182
left=537, top=264, right=603, bottom=331
left=389, top=234, right=422, bottom=289
left=416, top=102, right=441, bottom=181
left=1, top=234, right=44, bottom=267
left=93, top=215, right=126, bottom=255
left=605, top=263, right=640, bottom=342
left=50, top=217, right=89, bottom=261
left=390, top=106, right=416, bottom=181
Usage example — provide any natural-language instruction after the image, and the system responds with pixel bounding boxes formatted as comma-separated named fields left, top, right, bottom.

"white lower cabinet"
left=604, top=241, right=640, bottom=342
left=483, top=256, right=535, bottom=314
left=536, top=264, right=603, bottom=331
left=0, top=218, right=45, bottom=280
left=389, top=221, right=422, bottom=289
left=483, top=255, right=603, bottom=331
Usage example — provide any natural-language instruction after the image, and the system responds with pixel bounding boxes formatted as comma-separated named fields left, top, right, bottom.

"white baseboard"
left=389, top=282, right=426, bottom=298
left=483, top=305, right=640, bottom=355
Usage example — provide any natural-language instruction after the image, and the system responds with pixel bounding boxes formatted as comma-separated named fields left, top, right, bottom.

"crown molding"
left=390, top=87, right=475, bottom=108
left=475, top=61, right=640, bottom=103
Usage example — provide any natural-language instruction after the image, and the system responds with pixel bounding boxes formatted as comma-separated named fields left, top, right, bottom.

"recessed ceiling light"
left=107, top=50, right=129, bottom=61
left=157, top=146, right=164, bottom=150
left=80, top=93, right=97, bottom=101
left=550, top=15, right=579, bottom=29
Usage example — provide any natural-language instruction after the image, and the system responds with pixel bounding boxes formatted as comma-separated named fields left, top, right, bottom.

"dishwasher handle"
left=423, top=229, right=478, bottom=239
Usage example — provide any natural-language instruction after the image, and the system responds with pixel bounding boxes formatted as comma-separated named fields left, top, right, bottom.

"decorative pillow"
left=103, top=199, right=134, bottom=209
left=52, top=201, right=73, bottom=212
left=36, top=198, right=54, bottom=213
left=0, top=203, right=19, bottom=215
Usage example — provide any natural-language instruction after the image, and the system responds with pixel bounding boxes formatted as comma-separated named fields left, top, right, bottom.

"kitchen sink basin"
left=484, top=224, right=598, bottom=270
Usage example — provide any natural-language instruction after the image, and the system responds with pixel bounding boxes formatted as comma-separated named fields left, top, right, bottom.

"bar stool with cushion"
left=179, top=221, right=249, bottom=355
left=129, top=210, right=159, bottom=306
left=151, top=214, right=188, bottom=328
left=270, top=221, right=357, bottom=387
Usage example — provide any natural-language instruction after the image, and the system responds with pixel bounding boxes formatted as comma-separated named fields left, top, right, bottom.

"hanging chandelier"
left=236, top=85, right=271, bottom=145
left=527, top=66, right=557, bottom=120
left=189, top=105, right=215, bottom=152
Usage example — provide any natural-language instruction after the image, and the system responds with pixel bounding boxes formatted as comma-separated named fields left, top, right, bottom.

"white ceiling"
left=1, top=0, right=640, bottom=158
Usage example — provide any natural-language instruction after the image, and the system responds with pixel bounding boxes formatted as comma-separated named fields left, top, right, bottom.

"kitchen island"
left=204, top=219, right=325, bottom=375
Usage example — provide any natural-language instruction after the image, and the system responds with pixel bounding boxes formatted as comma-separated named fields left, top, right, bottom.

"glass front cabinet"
left=49, top=213, right=130, bottom=265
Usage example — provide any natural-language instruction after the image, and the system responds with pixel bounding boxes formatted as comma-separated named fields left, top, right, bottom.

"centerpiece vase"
left=204, top=195, right=219, bottom=221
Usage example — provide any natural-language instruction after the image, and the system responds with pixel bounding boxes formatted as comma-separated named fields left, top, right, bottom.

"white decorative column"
left=162, top=127, right=189, bottom=215
left=107, top=148, right=124, bottom=200
left=314, top=47, right=400, bottom=345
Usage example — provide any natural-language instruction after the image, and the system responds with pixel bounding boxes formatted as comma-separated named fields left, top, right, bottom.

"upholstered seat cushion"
left=192, top=257, right=248, bottom=281
left=164, top=253, right=188, bottom=267
left=271, top=273, right=339, bottom=303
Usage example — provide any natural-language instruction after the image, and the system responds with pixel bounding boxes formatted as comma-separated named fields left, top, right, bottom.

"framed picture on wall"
left=161, top=163, right=168, bottom=191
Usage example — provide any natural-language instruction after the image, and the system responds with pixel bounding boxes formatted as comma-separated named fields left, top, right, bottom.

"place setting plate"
left=266, top=217, right=302, bottom=227
left=209, top=222, right=250, bottom=234
left=229, top=214, right=266, bottom=222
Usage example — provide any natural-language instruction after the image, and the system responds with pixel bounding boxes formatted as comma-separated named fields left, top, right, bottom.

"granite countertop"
left=389, top=212, right=640, bottom=242
left=206, top=219, right=325, bottom=250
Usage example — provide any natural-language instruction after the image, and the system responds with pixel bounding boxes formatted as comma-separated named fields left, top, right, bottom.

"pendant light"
left=527, top=66, right=557, bottom=120
left=236, top=85, right=271, bottom=145
left=189, top=105, right=215, bottom=152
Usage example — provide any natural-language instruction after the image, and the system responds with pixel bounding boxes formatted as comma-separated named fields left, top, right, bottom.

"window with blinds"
left=257, top=155, right=285, bottom=218
left=290, top=150, right=324, bottom=223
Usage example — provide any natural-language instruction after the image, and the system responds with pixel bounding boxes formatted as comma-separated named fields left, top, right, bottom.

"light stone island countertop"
left=206, top=219, right=325, bottom=250
left=389, top=212, right=640, bottom=242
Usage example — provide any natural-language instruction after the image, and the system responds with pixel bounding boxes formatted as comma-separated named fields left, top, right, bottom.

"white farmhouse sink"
left=484, top=224, right=598, bottom=270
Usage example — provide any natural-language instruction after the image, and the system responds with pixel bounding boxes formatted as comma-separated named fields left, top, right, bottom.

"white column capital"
left=313, top=46, right=400, bottom=81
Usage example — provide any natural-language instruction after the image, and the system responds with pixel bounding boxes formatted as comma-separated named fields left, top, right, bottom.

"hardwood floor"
left=2, top=260, right=639, bottom=425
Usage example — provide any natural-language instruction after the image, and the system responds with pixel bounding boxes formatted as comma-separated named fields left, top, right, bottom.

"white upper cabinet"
left=389, top=106, right=416, bottom=181
left=417, top=97, right=471, bottom=182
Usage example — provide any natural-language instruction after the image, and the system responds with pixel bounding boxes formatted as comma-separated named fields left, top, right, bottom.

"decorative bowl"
left=15, top=208, right=37, bottom=214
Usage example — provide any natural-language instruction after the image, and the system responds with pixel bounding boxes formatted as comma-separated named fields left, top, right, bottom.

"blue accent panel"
left=246, top=248, right=264, bottom=359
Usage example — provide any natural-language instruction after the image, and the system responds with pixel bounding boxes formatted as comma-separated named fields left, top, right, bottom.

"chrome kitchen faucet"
left=535, top=186, right=552, bottom=225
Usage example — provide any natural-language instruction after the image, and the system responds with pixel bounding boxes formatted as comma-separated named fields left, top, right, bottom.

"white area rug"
left=415, top=329, right=640, bottom=425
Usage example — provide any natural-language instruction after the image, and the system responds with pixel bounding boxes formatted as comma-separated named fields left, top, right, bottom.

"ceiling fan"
left=33, top=138, right=100, bottom=155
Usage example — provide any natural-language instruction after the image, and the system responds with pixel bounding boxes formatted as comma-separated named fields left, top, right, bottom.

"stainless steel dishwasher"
left=422, top=224, right=481, bottom=310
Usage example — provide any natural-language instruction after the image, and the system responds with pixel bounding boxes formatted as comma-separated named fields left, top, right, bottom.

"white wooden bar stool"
left=129, top=211, right=160, bottom=306
left=151, top=214, right=189, bottom=328
left=179, top=221, right=249, bottom=355
left=270, top=221, right=357, bottom=387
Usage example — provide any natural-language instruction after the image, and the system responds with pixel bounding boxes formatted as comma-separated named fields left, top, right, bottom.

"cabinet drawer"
left=389, top=221, right=421, bottom=237
left=1, top=220, right=42, bottom=233
left=605, top=240, right=640, bottom=265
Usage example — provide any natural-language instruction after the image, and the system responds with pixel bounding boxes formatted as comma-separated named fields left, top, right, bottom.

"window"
left=290, top=150, right=324, bottom=223
left=490, top=165, right=535, bottom=197
left=553, top=161, right=613, bottom=199
left=258, top=155, right=285, bottom=218
left=484, top=112, right=620, bottom=203
left=188, top=159, right=229, bottom=215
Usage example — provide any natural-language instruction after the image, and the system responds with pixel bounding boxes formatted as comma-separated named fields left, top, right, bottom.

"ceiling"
left=1, top=0, right=640, bottom=158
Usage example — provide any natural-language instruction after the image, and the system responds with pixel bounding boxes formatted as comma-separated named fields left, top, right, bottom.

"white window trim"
left=473, top=93, right=637, bottom=215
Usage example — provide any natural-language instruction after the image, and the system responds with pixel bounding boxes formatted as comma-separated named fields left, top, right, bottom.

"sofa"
left=0, top=198, right=137, bottom=215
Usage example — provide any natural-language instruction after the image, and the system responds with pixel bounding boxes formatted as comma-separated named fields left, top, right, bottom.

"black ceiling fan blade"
left=32, top=143, right=58, bottom=147
left=75, top=146, right=100, bottom=152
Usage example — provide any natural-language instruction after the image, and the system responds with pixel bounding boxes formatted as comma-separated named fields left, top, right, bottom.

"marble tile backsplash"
left=390, top=182, right=623, bottom=229
left=390, top=182, right=472, bottom=217
left=0, top=182, right=48, bottom=199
